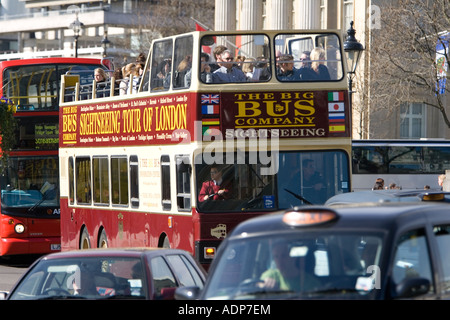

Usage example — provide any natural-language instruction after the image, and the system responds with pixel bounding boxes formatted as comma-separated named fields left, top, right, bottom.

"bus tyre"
left=98, top=230, right=108, bottom=248
left=80, top=228, right=91, bottom=249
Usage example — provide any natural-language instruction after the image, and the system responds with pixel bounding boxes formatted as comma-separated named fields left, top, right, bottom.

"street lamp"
left=344, top=21, right=364, bottom=108
left=101, top=30, right=111, bottom=57
left=69, top=16, right=84, bottom=58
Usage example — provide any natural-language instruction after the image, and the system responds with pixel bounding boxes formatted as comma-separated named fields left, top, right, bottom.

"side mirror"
left=174, top=286, right=201, bottom=300
left=395, top=277, right=430, bottom=298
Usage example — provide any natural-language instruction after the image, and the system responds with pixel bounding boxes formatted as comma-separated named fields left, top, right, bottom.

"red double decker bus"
left=0, top=57, right=108, bottom=256
left=59, top=30, right=352, bottom=267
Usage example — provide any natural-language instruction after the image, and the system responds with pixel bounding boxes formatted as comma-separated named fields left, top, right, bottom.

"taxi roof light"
left=282, top=209, right=338, bottom=227
left=204, top=247, right=216, bottom=259
left=421, top=193, right=445, bottom=201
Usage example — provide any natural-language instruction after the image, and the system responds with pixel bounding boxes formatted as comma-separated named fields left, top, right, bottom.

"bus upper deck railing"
left=62, top=74, right=140, bottom=102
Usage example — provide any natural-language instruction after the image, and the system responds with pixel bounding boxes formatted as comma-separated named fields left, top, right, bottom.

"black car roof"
left=228, top=202, right=450, bottom=238
left=325, top=190, right=450, bottom=205
left=41, top=247, right=190, bottom=260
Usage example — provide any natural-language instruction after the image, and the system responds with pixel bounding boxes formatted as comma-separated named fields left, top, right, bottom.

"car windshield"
left=9, top=257, right=147, bottom=300
left=204, top=231, right=384, bottom=300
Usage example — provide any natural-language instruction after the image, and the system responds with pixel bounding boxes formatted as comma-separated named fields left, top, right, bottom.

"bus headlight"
left=14, top=224, right=25, bottom=234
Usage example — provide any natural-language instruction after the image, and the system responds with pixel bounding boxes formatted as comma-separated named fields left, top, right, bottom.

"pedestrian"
left=372, top=178, right=384, bottom=190
left=438, top=174, right=446, bottom=190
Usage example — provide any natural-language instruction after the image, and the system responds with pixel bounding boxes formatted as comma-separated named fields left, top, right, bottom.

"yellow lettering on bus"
left=143, top=107, right=153, bottom=132
left=63, top=114, right=77, bottom=132
left=79, top=110, right=121, bottom=135
left=122, top=109, right=142, bottom=134
left=235, top=101, right=261, bottom=117
left=264, top=100, right=289, bottom=117
left=155, top=104, right=187, bottom=132
left=293, top=99, right=315, bottom=116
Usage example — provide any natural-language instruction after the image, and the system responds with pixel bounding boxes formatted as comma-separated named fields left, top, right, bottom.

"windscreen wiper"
left=284, top=188, right=313, bottom=205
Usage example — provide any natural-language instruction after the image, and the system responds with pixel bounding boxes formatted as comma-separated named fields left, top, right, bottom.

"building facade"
left=0, top=0, right=446, bottom=139
left=214, top=0, right=449, bottom=140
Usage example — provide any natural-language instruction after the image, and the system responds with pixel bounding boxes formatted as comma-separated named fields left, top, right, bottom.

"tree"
left=117, top=0, right=215, bottom=59
left=368, top=0, right=449, bottom=134
left=0, top=97, right=16, bottom=170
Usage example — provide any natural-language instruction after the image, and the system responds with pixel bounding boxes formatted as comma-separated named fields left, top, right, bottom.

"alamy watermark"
left=172, top=121, right=280, bottom=175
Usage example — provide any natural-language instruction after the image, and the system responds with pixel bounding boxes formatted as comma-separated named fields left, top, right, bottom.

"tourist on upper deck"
left=310, top=47, right=331, bottom=81
left=94, top=68, right=109, bottom=98
left=210, top=50, right=247, bottom=83
left=276, top=54, right=301, bottom=81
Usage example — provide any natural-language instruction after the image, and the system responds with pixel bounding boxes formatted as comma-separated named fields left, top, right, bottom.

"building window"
left=320, top=0, right=326, bottom=29
left=262, top=0, right=267, bottom=29
left=343, top=0, right=353, bottom=30
left=400, top=103, right=426, bottom=138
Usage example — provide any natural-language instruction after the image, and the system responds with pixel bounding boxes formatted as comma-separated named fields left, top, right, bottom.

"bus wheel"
left=98, top=229, right=108, bottom=248
left=80, top=228, right=91, bottom=249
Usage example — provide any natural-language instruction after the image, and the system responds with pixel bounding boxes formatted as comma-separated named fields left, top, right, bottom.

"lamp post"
left=344, top=21, right=364, bottom=108
left=69, top=16, right=84, bottom=58
left=101, top=30, right=111, bottom=57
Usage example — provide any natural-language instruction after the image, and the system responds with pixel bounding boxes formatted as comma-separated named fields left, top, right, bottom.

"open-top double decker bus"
left=0, top=57, right=108, bottom=256
left=59, top=30, right=351, bottom=266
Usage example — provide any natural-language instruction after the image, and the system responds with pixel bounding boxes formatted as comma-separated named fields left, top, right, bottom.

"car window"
left=8, top=257, right=146, bottom=300
left=392, top=229, right=434, bottom=293
left=166, top=254, right=204, bottom=288
left=433, top=224, right=450, bottom=292
left=150, top=256, right=177, bottom=297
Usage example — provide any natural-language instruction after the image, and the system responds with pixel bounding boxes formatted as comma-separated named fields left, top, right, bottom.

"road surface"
left=0, top=255, right=41, bottom=293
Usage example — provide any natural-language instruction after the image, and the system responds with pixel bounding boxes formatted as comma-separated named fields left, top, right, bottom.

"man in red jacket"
left=198, top=165, right=232, bottom=202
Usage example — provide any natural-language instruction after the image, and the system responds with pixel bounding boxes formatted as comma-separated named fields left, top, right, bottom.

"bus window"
left=130, top=155, right=139, bottom=208
left=176, top=155, right=191, bottom=211
left=277, top=151, right=349, bottom=207
left=15, top=116, right=58, bottom=150
left=151, top=39, right=173, bottom=91
left=93, top=156, right=109, bottom=205
left=173, top=36, right=193, bottom=89
left=195, top=153, right=276, bottom=212
left=195, top=150, right=349, bottom=212
left=76, top=157, right=91, bottom=204
left=161, top=155, right=171, bottom=211
left=3, top=63, right=99, bottom=110
left=69, top=157, right=74, bottom=205
left=276, top=33, right=343, bottom=82
left=201, top=34, right=271, bottom=84
left=111, top=156, right=128, bottom=206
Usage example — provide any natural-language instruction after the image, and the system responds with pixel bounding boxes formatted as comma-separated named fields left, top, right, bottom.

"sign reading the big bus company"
left=220, top=90, right=350, bottom=139
left=61, top=93, right=192, bottom=147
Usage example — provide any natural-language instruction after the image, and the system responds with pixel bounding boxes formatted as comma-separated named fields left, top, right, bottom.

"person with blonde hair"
left=120, top=63, right=140, bottom=95
left=94, top=68, right=109, bottom=97
left=310, top=47, right=330, bottom=80
left=241, top=57, right=261, bottom=81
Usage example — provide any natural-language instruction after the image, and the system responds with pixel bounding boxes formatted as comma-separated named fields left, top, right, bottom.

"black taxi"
left=176, top=201, right=450, bottom=300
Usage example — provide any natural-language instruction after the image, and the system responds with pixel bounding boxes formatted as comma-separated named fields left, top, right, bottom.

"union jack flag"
left=201, top=94, right=219, bottom=105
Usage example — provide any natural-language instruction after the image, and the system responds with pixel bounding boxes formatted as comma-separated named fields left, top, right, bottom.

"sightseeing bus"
left=59, top=30, right=352, bottom=266
left=352, top=139, right=450, bottom=191
left=0, top=57, right=108, bottom=256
